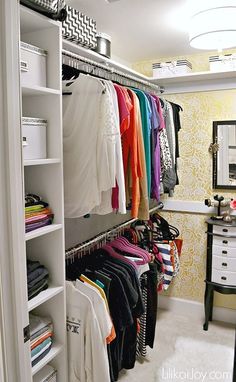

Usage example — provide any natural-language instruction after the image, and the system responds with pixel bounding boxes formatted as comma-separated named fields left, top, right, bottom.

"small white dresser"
left=204, top=219, right=236, bottom=331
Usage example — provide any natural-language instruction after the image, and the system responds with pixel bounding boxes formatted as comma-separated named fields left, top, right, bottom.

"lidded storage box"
left=62, top=6, right=97, bottom=49
left=209, top=54, right=236, bottom=72
left=22, top=117, right=47, bottom=160
left=33, top=364, right=57, bottom=382
left=152, top=59, right=192, bottom=78
left=20, top=41, right=47, bottom=87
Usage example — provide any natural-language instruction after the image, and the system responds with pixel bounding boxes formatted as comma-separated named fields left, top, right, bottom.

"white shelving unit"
left=150, top=69, right=236, bottom=94
left=19, top=5, right=67, bottom=382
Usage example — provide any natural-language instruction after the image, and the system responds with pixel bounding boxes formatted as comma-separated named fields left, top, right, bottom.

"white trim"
left=158, top=295, right=236, bottom=325
left=0, top=1, right=31, bottom=381
left=161, top=199, right=216, bottom=214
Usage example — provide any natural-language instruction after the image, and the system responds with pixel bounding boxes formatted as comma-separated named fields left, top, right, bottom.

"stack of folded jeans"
left=29, top=314, right=53, bottom=367
left=27, top=259, right=49, bottom=300
left=25, top=193, right=54, bottom=233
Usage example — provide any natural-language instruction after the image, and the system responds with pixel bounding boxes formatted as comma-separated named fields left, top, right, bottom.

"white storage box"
left=20, top=41, right=47, bottom=87
left=33, top=364, right=57, bottom=382
left=22, top=117, right=47, bottom=160
left=209, top=54, right=236, bottom=72
left=152, top=60, right=192, bottom=78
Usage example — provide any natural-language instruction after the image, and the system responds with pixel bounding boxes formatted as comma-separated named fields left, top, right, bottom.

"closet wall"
left=133, top=50, right=236, bottom=310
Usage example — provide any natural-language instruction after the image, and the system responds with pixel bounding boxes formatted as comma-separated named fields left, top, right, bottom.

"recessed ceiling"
left=67, top=0, right=212, bottom=63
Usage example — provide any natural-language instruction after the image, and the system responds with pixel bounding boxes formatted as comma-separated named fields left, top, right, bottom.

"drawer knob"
left=222, top=250, right=228, bottom=254
left=223, top=229, right=228, bottom=232
left=221, top=276, right=227, bottom=281
left=222, top=263, right=228, bottom=267
left=223, top=240, right=228, bottom=244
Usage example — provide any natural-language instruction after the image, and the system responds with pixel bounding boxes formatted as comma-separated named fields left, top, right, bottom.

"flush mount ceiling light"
left=189, top=0, right=236, bottom=50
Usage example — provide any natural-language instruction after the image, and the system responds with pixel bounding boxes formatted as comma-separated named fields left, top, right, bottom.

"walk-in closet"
left=0, top=1, right=235, bottom=381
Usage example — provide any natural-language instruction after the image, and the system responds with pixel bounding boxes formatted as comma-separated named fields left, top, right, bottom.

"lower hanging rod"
left=65, top=205, right=163, bottom=260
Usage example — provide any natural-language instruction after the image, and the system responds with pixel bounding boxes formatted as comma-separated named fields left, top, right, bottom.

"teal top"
left=132, top=89, right=152, bottom=197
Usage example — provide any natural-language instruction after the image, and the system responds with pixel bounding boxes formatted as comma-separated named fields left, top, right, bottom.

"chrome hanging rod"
left=65, top=205, right=163, bottom=260
left=62, top=49, right=164, bottom=93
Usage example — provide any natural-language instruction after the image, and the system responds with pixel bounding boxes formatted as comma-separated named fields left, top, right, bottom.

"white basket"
left=33, top=364, right=57, bottom=382
left=22, top=117, right=47, bottom=160
left=153, top=60, right=192, bottom=78
left=209, top=54, right=236, bottom=72
left=20, top=41, right=47, bottom=87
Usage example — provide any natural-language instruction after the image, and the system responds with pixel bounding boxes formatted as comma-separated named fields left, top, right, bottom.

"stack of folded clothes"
left=25, top=193, right=54, bottom=233
left=29, top=314, right=53, bottom=367
left=27, top=259, right=49, bottom=300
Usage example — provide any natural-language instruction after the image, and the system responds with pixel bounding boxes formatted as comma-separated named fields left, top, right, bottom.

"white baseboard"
left=158, top=295, right=236, bottom=325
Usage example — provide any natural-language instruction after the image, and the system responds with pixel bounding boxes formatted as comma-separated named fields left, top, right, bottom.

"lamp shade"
left=189, top=3, right=236, bottom=50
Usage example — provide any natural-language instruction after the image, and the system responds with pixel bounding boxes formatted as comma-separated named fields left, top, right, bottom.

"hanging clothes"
left=63, top=71, right=182, bottom=219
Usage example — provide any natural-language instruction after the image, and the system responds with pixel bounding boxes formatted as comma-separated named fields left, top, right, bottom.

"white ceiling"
left=67, top=0, right=206, bottom=63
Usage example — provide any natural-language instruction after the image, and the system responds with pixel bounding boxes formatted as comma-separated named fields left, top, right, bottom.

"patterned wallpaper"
left=133, top=51, right=236, bottom=310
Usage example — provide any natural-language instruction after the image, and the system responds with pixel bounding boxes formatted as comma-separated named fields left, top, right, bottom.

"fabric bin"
left=152, top=60, right=192, bottom=78
left=20, top=42, right=47, bottom=87
left=209, top=54, right=236, bottom=72
left=62, top=6, right=97, bottom=49
left=33, top=364, right=57, bottom=382
left=22, top=117, right=47, bottom=160
left=94, top=32, right=111, bottom=58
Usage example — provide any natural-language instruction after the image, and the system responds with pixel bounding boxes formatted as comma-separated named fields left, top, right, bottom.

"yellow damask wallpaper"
left=133, top=51, right=236, bottom=310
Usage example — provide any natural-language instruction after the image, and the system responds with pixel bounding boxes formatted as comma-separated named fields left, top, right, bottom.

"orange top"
left=120, top=88, right=143, bottom=218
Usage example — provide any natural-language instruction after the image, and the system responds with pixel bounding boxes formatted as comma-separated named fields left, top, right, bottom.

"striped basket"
left=62, top=6, right=97, bottom=49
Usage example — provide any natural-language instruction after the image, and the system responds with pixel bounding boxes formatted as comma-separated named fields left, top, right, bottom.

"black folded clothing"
left=28, top=267, right=49, bottom=289
left=28, top=278, right=49, bottom=300
left=27, top=259, right=49, bottom=301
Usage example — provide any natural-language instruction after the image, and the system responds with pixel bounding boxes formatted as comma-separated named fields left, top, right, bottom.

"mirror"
left=212, top=120, right=236, bottom=189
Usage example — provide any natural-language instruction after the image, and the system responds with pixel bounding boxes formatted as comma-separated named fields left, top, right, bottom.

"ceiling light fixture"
left=189, top=0, right=236, bottom=50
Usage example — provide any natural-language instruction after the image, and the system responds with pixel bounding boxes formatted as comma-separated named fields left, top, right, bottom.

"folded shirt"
left=31, top=337, right=52, bottom=359
left=28, top=267, right=49, bottom=289
left=26, top=219, right=53, bottom=233
left=27, top=260, right=41, bottom=276
left=30, top=324, right=53, bottom=343
left=32, top=344, right=52, bottom=367
left=29, top=314, right=52, bottom=338
left=25, top=214, right=54, bottom=226
left=28, top=278, right=48, bottom=300
left=31, top=329, right=53, bottom=350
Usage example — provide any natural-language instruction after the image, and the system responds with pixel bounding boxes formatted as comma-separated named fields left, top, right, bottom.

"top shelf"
left=20, top=5, right=60, bottom=34
left=62, top=40, right=151, bottom=82
left=62, top=40, right=236, bottom=94
left=150, top=70, right=236, bottom=94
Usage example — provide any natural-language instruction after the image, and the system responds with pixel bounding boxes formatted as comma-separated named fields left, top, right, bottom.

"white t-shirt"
left=75, top=279, right=112, bottom=343
left=63, top=74, right=114, bottom=218
left=91, top=81, right=126, bottom=215
left=66, top=281, right=110, bottom=382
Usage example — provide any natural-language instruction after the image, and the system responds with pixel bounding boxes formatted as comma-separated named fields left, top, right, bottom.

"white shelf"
left=62, top=39, right=151, bottom=82
left=25, top=224, right=62, bottom=241
left=151, top=69, right=236, bottom=94
left=20, top=5, right=59, bottom=34
left=32, top=343, right=63, bottom=376
left=22, top=85, right=60, bottom=96
left=63, top=40, right=236, bottom=94
left=28, top=286, right=64, bottom=311
left=24, top=159, right=61, bottom=166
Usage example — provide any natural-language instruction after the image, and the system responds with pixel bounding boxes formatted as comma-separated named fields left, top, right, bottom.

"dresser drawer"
left=211, top=268, right=236, bottom=286
left=212, top=255, right=236, bottom=272
left=212, top=244, right=236, bottom=258
left=213, top=236, right=236, bottom=249
left=213, top=225, right=236, bottom=236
